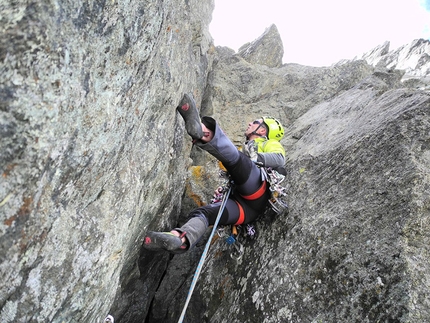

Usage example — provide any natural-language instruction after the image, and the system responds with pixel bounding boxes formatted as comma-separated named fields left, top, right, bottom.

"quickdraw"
left=217, top=225, right=244, bottom=260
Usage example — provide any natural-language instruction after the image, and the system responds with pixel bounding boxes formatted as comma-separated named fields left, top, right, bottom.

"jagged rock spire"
left=237, top=24, right=284, bottom=68
left=358, top=38, right=430, bottom=86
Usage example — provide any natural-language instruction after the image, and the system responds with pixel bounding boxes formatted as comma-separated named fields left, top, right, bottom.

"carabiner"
left=230, top=240, right=244, bottom=260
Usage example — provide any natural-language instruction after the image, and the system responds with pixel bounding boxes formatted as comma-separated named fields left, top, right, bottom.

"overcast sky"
left=210, top=0, right=430, bottom=66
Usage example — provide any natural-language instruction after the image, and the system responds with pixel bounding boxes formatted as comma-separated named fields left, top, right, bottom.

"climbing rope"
left=177, top=185, right=232, bottom=323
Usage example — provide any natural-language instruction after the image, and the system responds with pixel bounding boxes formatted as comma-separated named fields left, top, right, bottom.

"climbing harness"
left=234, top=168, right=288, bottom=246
left=177, top=184, right=232, bottom=323
left=214, top=167, right=288, bottom=260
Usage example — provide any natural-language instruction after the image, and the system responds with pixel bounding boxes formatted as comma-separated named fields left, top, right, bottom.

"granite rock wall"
left=0, top=0, right=214, bottom=322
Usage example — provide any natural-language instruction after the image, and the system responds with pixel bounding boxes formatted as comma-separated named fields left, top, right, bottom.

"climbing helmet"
left=262, top=116, right=284, bottom=141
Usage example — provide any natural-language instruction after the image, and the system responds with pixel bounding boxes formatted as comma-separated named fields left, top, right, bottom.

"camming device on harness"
left=263, top=167, right=288, bottom=214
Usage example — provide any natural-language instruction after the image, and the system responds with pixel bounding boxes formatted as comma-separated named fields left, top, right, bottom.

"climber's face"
left=245, top=119, right=265, bottom=138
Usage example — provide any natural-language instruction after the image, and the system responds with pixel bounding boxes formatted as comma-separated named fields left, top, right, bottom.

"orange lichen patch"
left=211, top=232, right=220, bottom=244
left=218, top=161, right=227, bottom=172
left=185, top=182, right=205, bottom=207
left=2, top=163, right=17, bottom=177
left=212, top=248, right=224, bottom=259
left=18, top=196, right=32, bottom=216
left=3, top=196, right=33, bottom=226
left=186, top=166, right=210, bottom=207
left=190, top=192, right=205, bottom=207
left=191, top=165, right=204, bottom=180
left=219, top=276, right=232, bottom=300
left=4, top=215, right=16, bottom=226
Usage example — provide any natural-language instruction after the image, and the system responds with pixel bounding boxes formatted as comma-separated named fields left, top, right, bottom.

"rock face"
left=237, top=24, right=284, bottom=68
left=1, top=1, right=430, bottom=323
left=142, top=42, right=430, bottom=323
left=357, top=39, right=430, bottom=87
left=0, top=0, right=214, bottom=322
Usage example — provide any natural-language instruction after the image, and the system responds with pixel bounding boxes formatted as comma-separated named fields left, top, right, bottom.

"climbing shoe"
left=177, top=93, right=204, bottom=140
left=143, top=231, right=188, bottom=254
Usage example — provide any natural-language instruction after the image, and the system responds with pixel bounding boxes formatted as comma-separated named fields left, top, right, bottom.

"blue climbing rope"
left=177, top=185, right=232, bottom=323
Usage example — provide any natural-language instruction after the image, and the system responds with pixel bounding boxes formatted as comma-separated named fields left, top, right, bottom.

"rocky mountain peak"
left=237, top=24, right=284, bottom=68
left=358, top=38, right=430, bottom=87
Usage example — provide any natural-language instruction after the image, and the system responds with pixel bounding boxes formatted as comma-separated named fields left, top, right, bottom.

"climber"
left=143, top=93, right=286, bottom=253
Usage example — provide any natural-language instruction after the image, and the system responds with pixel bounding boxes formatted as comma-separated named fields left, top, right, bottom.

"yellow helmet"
left=262, top=116, right=284, bottom=141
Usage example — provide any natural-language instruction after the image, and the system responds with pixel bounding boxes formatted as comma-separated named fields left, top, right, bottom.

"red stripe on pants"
left=234, top=201, right=245, bottom=225
left=240, top=180, right=267, bottom=200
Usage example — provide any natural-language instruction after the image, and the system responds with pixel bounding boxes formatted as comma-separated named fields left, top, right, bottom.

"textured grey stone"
left=144, top=40, right=430, bottom=323
left=0, top=0, right=214, bottom=322
left=238, top=24, right=284, bottom=68
left=1, top=1, right=430, bottom=322
left=356, top=39, right=430, bottom=88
